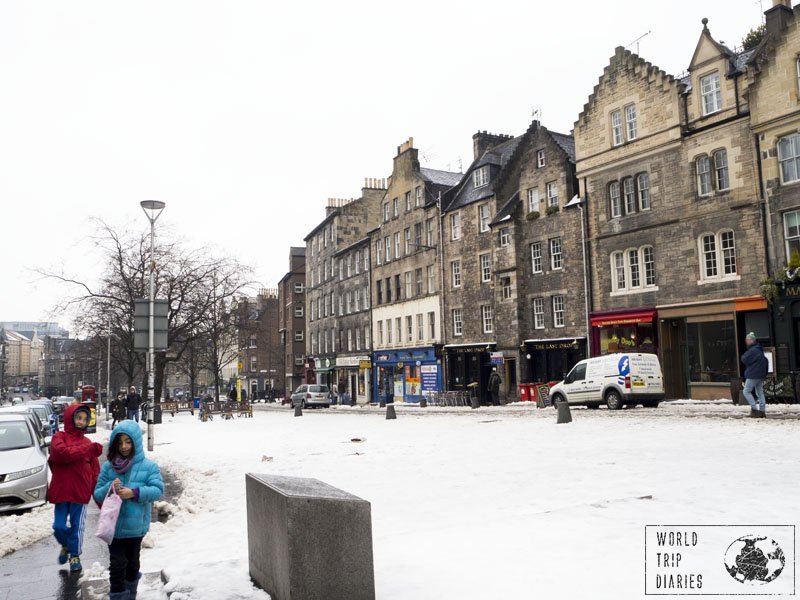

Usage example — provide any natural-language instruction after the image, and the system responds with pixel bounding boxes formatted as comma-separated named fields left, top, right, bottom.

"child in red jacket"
left=48, top=403, right=103, bottom=573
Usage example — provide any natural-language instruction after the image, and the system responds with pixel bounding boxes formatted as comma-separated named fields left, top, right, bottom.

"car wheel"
left=642, top=400, right=660, bottom=408
left=605, top=390, right=623, bottom=410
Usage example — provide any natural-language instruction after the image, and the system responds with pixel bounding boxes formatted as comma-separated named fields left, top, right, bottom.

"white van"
left=549, top=353, right=665, bottom=410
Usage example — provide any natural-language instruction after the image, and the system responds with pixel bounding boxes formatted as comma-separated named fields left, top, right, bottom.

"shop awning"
left=591, top=310, right=656, bottom=327
left=735, top=296, right=768, bottom=312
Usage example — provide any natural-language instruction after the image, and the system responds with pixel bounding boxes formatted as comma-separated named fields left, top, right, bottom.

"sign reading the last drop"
left=644, top=525, right=795, bottom=595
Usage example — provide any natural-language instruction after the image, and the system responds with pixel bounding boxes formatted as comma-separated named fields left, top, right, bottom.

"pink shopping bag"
left=95, top=487, right=123, bottom=544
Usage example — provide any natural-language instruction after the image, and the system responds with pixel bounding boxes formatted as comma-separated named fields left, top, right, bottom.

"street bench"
left=161, top=400, right=194, bottom=417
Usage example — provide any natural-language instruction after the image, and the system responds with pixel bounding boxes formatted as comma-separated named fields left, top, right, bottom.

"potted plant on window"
left=545, top=205, right=560, bottom=216
left=526, top=211, right=540, bottom=221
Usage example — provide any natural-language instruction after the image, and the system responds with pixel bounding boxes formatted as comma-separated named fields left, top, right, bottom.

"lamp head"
left=140, top=200, right=166, bottom=223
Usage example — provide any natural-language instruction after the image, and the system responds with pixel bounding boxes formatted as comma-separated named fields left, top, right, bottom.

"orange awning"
left=735, top=296, right=768, bottom=312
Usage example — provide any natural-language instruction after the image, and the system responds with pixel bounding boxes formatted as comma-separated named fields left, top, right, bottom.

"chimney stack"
left=766, top=0, right=794, bottom=38
left=472, top=131, right=514, bottom=160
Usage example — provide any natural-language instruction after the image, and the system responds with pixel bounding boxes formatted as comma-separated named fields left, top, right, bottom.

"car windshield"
left=309, top=385, right=329, bottom=393
left=0, top=422, right=33, bottom=450
left=28, top=406, right=47, bottom=420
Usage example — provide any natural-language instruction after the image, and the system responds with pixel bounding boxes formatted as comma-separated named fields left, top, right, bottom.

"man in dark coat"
left=488, top=369, right=502, bottom=406
left=741, top=332, right=768, bottom=418
left=125, top=386, right=142, bottom=422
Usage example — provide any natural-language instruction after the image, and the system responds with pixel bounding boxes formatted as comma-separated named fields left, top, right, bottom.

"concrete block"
left=246, top=474, right=375, bottom=600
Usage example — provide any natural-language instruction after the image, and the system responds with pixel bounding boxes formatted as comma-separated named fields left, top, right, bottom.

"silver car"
left=291, top=384, right=331, bottom=408
left=0, top=414, right=50, bottom=512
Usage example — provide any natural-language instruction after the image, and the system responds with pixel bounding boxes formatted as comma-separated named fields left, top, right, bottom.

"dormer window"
left=473, top=166, right=489, bottom=188
left=700, top=72, right=722, bottom=116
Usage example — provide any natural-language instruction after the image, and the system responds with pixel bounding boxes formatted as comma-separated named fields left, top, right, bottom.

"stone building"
left=331, top=236, right=373, bottom=404
left=304, top=182, right=385, bottom=390
left=490, top=121, right=586, bottom=393
left=575, top=22, right=768, bottom=399
left=237, top=289, right=283, bottom=401
left=440, top=131, right=523, bottom=404
left=749, top=0, right=800, bottom=389
left=0, top=330, right=43, bottom=389
left=370, top=138, right=461, bottom=403
left=277, top=247, right=306, bottom=397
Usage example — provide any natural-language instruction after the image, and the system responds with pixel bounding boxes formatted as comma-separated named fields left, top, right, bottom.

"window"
left=700, top=231, right=737, bottom=280
left=637, top=173, right=650, bottom=211
left=394, top=232, right=401, bottom=259
left=405, top=191, right=412, bottom=212
left=501, top=277, right=512, bottom=299
left=393, top=198, right=398, bottom=217
left=550, top=237, right=563, bottom=270
left=346, top=291, right=352, bottom=314
left=546, top=181, right=558, bottom=208
left=481, top=305, right=493, bottom=334
left=377, top=320, right=383, bottom=345
left=450, top=213, right=461, bottom=240
left=628, top=249, right=641, bottom=288
left=778, top=134, right=800, bottom=184
left=394, top=274, right=401, bottom=300
left=537, top=149, right=546, bottom=167
left=480, top=253, right=491, bottom=282
left=364, top=325, right=370, bottom=349
left=356, top=328, right=361, bottom=351
left=609, top=181, right=621, bottom=218
left=612, top=251, right=626, bottom=291
left=415, top=185, right=422, bottom=207
left=700, top=72, right=722, bottom=115
left=531, top=242, right=542, bottom=274
left=404, top=228, right=411, bottom=255
left=499, top=228, right=510, bottom=247
left=625, top=104, right=637, bottom=140
left=295, top=354, right=305, bottom=366
left=721, top=231, right=736, bottom=275
left=396, top=318, right=402, bottom=343
left=552, top=295, right=565, bottom=328
left=294, top=283, right=304, bottom=293
left=376, top=240, right=383, bottom=265
left=785, top=210, right=800, bottom=259
left=250, top=356, right=257, bottom=372
left=473, top=165, right=489, bottom=188
left=415, top=268, right=423, bottom=296
left=623, top=177, right=636, bottom=214
left=533, top=298, right=545, bottom=329
left=451, top=260, right=462, bottom=288
left=293, top=329, right=304, bottom=343
left=49, top=364, right=55, bottom=373
left=376, top=280, right=383, bottom=304
left=417, top=314, right=424, bottom=341
left=428, top=312, right=436, bottom=339
left=384, top=236, right=391, bottom=262
left=354, top=251, right=360, bottom=274
left=478, top=204, right=490, bottom=232
left=713, top=149, right=729, bottom=191
left=452, top=309, right=463, bottom=336
left=387, top=319, right=393, bottom=344
left=611, top=110, right=623, bottom=146
left=354, top=288, right=360, bottom=312
left=364, top=251, right=369, bottom=271
left=527, top=187, right=540, bottom=213
left=427, top=265, right=436, bottom=293
left=345, top=329, right=352, bottom=352
left=643, top=246, right=656, bottom=286
left=612, top=246, right=657, bottom=291
left=405, top=271, right=413, bottom=298
left=363, top=286, right=369, bottom=309
left=311, top=332, right=315, bottom=353
left=385, top=277, right=392, bottom=302
left=426, top=218, right=434, bottom=246
left=294, top=306, right=304, bottom=318
left=702, top=234, right=718, bottom=278
left=414, top=223, right=422, bottom=249
left=696, top=155, right=712, bottom=196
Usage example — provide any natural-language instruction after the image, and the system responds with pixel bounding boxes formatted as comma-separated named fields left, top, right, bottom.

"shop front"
left=313, top=357, right=335, bottom=388
left=773, top=280, right=800, bottom=379
left=658, top=297, right=772, bottom=400
left=373, top=347, right=442, bottom=404
left=333, top=355, right=372, bottom=405
left=444, top=344, right=495, bottom=405
left=590, top=308, right=659, bottom=357
left=522, top=337, right=587, bottom=384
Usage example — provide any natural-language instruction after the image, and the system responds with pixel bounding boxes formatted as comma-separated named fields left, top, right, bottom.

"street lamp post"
left=106, top=318, right=112, bottom=421
left=140, top=200, right=166, bottom=452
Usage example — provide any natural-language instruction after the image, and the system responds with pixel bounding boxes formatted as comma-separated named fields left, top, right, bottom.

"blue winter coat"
left=741, top=342, right=768, bottom=380
left=93, top=420, right=164, bottom=539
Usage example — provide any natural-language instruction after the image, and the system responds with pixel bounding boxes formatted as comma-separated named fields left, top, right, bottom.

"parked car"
left=13, top=387, right=20, bottom=393
left=0, top=414, right=50, bottom=512
left=548, top=353, right=665, bottom=410
left=290, top=384, right=331, bottom=409
left=21, top=387, right=28, bottom=393
left=0, top=406, right=53, bottom=437
left=25, top=400, right=57, bottom=433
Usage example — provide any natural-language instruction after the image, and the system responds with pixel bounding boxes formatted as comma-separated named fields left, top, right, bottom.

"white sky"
left=0, top=0, right=766, bottom=328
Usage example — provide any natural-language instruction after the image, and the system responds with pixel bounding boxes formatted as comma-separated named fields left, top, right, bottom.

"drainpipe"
left=754, top=134, right=773, bottom=277
left=579, top=202, right=591, bottom=358
left=437, top=191, right=448, bottom=391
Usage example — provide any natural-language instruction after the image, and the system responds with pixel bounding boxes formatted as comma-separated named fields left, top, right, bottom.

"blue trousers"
left=743, top=378, right=766, bottom=411
left=53, top=502, right=87, bottom=557
left=127, top=408, right=139, bottom=422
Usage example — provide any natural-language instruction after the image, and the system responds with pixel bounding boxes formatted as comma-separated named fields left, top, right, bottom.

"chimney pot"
left=766, top=0, right=794, bottom=37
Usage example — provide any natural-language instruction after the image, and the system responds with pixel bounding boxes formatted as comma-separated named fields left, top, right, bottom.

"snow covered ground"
left=126, top=402, right=800, bottom=599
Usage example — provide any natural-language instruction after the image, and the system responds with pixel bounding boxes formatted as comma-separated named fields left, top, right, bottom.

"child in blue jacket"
left=94, top=420, right=164, bottom=600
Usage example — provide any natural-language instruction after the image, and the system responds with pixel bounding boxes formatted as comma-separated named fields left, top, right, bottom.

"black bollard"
left=419, top=397, right=427, bottom=408
left=294, top=404, right=303, bottom=417
left=379, top=399, right=386, bottom=408
left=470, top=395, right=480, bottom=410
left=385, top=404, right=396, bottom=420
left=556, top=400, right=572, bottom=424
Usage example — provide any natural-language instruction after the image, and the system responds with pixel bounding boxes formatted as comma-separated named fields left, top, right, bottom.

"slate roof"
left=550, top=132, right=575, bottom=162
left=420, top=167, right=463, bottom=187
left=490, top=191, right=520, bottom=225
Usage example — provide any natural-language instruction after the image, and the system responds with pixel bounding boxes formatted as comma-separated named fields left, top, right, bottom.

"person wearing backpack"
left=94, top=420, right=164, bottom=599
left=741, top=332, right=768, bottom=418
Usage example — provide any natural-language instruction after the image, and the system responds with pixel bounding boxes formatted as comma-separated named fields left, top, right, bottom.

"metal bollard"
left=470, top=396, right=480, bottom=410
left=294, top=404, right=303, bottom=417
left=419, top=397, right=427, bottom=408
left=556, top=400, right=572, bottom=424
left=379, top=399, right=386, bottom=408
left=385, top=404, right=396, bottom=420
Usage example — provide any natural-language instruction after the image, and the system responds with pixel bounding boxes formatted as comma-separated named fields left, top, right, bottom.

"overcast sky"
left=0, top=0, right=766, bottom=331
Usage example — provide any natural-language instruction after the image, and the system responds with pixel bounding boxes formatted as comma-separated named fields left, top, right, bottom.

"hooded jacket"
left=93, top=420, right=164, bottom=539
left=48, top=404, right=103, bottom=504
left=741, top=342, right=768, bottom=380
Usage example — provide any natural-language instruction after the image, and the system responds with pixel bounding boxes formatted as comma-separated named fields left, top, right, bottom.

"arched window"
left=696, top=155, right=712, bottom=196
left=713, top=149, right=729, bottom=191
left=609, top=181, right=621, bottom=218
left=623, top=177, right=636, bottom=214
left=637, top=173, right=651, bottom=210
left=610, top=246, right=657, bottom=293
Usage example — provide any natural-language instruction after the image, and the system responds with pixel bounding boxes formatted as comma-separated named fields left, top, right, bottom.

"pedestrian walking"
left=111, top=394, right=126, bottom=429
left=228, top=387, right=237, bottom=402
left=94, top=420, right=164, bottom=600
left=48, top=404, right=103, bottom=573
left=125, top=386, right=142, bottom=422
left=488, top=369, right=502, bottom=406
left=741, top=332, right=768, bottom=418
left=331, top=381, right=339, bottom=405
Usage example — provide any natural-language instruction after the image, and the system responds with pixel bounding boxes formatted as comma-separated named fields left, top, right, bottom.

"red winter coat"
left=47, top=404, right=103, bottom=504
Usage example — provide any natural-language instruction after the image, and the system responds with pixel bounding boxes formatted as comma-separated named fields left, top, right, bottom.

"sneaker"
left=749, top=409, right=760, bottom=418
left=58, top=546, right=68, bottom=565
left=759, top=410, right=767, bottom=418
left=69, top=556, right=82, bottom=573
